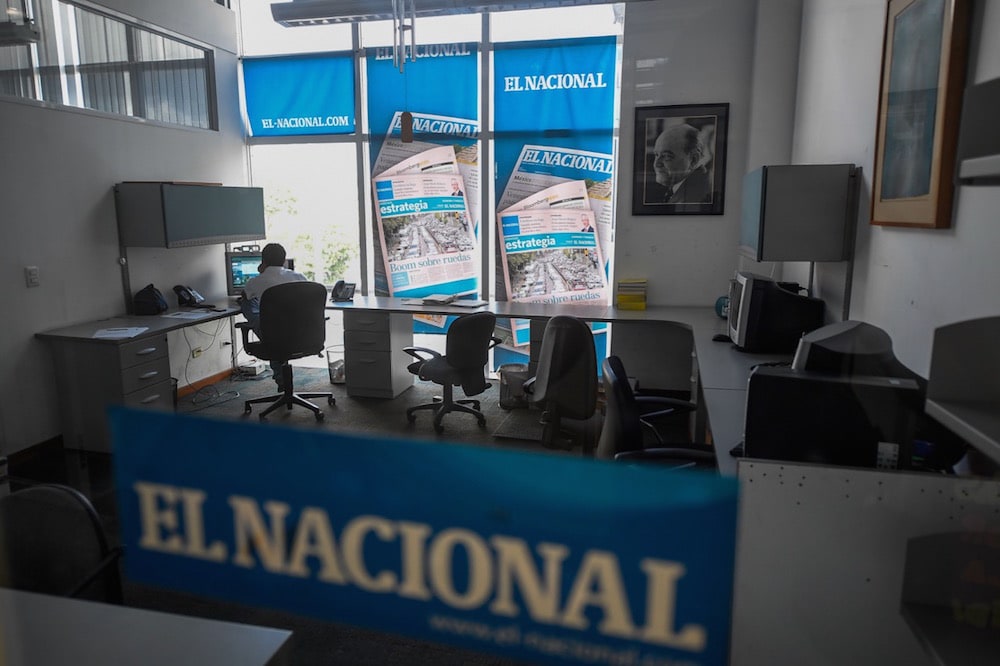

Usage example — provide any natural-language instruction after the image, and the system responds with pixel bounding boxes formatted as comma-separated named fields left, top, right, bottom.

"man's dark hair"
left=261, top=243, right=286, bottom=267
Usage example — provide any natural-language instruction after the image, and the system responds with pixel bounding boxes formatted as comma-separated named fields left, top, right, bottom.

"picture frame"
left=871, top=0, right=970, bottom=228
left=632, top=103, right=729, bottom=216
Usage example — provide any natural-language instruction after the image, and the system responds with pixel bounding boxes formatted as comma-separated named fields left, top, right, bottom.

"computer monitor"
left=792, top=320, right=919, bottom=381
left=727, top=271, right=826, bottom=353
left=744, top=366, right=923, bottom=470
left=226, top=251, right=262, bottom=296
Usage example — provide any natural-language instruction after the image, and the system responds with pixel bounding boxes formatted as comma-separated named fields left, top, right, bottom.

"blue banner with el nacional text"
left=111, top=408, right=737, bottom=666
left=242, top=53, right=355, bottom=136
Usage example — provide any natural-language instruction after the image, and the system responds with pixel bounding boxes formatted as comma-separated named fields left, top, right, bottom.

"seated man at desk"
left=239, top=242, right=307, bottom=390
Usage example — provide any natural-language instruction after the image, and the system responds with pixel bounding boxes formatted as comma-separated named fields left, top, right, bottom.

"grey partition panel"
left=731, top=460, right=1000, bottom=666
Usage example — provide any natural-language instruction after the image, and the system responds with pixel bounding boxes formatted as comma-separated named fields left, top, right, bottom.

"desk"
left=36, top=306, right=240, bottom=452
left=329, top=297, right=788, bottom=474
left=0, top=587, right=292, bottom=665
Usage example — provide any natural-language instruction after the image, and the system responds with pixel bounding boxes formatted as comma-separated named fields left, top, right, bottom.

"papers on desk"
left=161, top=311, right=213, bottom=319
left=93, top=327, right=148, bottom=339
left=401, top=295, right=487, bottom=308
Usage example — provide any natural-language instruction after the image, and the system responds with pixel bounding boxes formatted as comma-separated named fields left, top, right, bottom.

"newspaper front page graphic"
left=372, top=173, right=477, bottom=298
left=497, top=208, right=608, bottom=312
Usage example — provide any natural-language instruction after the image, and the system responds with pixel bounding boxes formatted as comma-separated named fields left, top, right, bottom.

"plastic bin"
left=498, top=363, right=531, bottom=410
left=326, top=345, right=346, bottom=384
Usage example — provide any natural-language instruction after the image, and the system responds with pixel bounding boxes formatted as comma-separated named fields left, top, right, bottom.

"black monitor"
left=792, top=320, right=920, bottom=382
left=727, top=271, right=826, bottom=353
left=226, top=251, right=262, bottom=296
left=744, top=366, right=923, bottom=470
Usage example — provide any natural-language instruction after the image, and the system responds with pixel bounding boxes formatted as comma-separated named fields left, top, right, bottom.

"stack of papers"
left=401, top=295, right=488, bottom=308
left=617, top=279, right=648, bottom=310
left=93, top=327, right=149, bottom=339
left=421, top=294, right=456, bottom=305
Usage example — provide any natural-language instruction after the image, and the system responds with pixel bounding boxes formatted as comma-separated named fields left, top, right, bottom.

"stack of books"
left=616, top=278, right=647, bottom=310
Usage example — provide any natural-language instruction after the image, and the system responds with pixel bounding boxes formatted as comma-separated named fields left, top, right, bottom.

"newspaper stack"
left=616, top=278, right=648, bottom=310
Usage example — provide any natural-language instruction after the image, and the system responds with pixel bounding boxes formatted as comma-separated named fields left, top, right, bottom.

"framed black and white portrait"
left=632, top=103, right=729, bottom=216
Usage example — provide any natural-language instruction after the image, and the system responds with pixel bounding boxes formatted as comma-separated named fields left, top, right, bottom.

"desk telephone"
left=331, top=280, right=356, bottom=302
left=174, top=285, right=211, bottom=308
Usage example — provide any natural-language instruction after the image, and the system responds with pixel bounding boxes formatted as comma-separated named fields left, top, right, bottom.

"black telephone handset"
left=331, top=280, right=356, bottom=302
left=173, top=284, right=207, bottom=307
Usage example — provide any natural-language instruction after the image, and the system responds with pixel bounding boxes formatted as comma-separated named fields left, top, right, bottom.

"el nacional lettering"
left=503, top=72, right=607, bottom=93
left=133, top=482, right=708, bottom=653
left=261, top=115, right=351, bottom=130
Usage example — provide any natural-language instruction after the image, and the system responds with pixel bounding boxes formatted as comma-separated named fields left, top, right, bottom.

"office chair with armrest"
left=0, top=483, right=124, bottom=604
left=404, top=311, right=502, bottom=433
left=597, top=355, right=716, bottom=469
left=236, top=281, right=336, bottom=421
left=524, top=316, right=600, bottom=454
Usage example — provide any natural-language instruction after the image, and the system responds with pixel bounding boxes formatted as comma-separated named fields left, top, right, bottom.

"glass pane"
left=490, top=4, right=624, bottom=42
left=249, top=144, right=364, bottom=287
left=2, top=0, right=213, bottom=129
left=239, top=0, right=353, bottom=56
left=360, top=14, right=481, bottom=48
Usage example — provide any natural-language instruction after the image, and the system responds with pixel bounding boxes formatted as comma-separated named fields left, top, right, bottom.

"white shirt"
left=242, top=266, right=308, bottom=303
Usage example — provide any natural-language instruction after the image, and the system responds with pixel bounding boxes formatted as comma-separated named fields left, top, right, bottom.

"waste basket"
left=326, top=345, right=346, bottom=384
left=498, top=363, right=531, bottom=410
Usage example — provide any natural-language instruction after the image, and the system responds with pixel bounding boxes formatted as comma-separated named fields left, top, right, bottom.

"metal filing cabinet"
left=45, top=335, right=173, bottom=452
left=342, top=310, right=414, bottom=398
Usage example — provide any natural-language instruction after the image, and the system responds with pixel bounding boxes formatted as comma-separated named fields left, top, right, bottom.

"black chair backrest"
left=532, top=315, right=596, bottom=419
left=597, top=355, right=643, bottom=459
left=258, top=281, right=328, bottom=361
left=0, top=483, right=123, bottom=603
left=445, top=311, right=497, bottom=371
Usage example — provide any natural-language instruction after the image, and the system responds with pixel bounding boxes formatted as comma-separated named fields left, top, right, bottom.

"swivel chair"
left=524, top=316, right=600, bottom=454
left=237, top=281, right=336, bottom=421
left=597, top=355, right=716, bottom=469
left=404, top=311, right=501, bottom=433
left=0, top=483, right=124, bottom=603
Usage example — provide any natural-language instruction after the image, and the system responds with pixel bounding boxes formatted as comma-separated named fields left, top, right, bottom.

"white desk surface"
left=0, top=588, right=293, bottom=666
left=331, top=296, right=790, bottom=475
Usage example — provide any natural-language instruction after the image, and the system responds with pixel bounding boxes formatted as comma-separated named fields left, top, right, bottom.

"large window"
left=0, top=0, right=216, bottom=129
left=239, top=5, right=623, bottom=301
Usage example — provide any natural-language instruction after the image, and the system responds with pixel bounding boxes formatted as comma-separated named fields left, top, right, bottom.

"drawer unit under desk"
left=48, top=334, right=173, bottom=452
left=343, top=310, right=413, bottom=398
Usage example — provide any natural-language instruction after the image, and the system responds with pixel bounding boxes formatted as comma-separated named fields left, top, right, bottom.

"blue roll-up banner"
left=493, top=37, right=618, bottom=354
left=242, top=53, right=356, bottom=137
left=111, top=409, right=737, bottom=666
left=366, top=43, right=481, bottom=335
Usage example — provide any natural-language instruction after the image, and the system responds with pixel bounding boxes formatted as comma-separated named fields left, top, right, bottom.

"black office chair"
left=0, top=483, right=124, bottom=604
left=404, top=311, right=501, bottom=433
left=597, top=355, right=716, bottom=469
left=524, top=316, right=601, bottom=454
left=237, top=281, right=336, bottom=421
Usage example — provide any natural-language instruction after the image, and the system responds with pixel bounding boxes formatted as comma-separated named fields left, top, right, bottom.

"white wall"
left=617, top=0, right=758, bottom=307
left=0, top=0, right=246, bottom=456
left=793, top=0, right=1000, bottom=376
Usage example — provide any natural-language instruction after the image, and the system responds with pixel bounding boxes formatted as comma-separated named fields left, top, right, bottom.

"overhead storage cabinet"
left=115, top=182, right=266, bottom=248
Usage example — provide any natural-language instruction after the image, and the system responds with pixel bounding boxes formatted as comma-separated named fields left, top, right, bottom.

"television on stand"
left=727, top=271, right=825, bottom=353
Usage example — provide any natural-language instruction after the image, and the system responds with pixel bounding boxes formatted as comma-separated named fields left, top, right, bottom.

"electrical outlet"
left=191, top=347, right=203, bottom=359
left=24, top=266, right=40, bottom=288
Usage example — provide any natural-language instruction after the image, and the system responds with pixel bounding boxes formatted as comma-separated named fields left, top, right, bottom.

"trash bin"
left=498, top=363, right=531, bottom=410
left=326, top=345, right=346, bottom=384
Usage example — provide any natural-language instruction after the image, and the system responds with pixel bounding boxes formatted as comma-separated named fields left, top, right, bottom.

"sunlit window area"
left=0, top=0, right=215, bottom=129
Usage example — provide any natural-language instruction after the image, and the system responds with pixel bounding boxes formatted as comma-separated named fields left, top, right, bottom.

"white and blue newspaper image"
left=372, top=172, right=478, bottom=298
left=497, top=207, right=608, bottom=307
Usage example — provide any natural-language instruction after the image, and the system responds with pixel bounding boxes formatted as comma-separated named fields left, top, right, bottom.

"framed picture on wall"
left=871, top=0, right=970, bottom=228
left=632, top=103, right=729, bottom=216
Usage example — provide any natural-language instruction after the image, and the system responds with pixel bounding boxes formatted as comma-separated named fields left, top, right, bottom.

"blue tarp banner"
left=365, top=42, right=481, bottom=313
left=493, top=36, right=617, bottom=134
left=242, top=53, right=356, bottom=136
left=111, top=408, right=737, bottom=666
